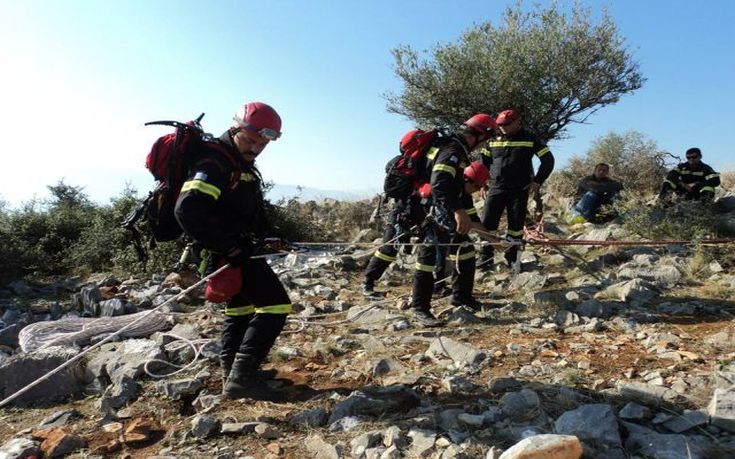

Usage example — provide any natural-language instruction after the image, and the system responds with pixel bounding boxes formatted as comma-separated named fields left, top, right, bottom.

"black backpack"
left=122, top=114, right=238, bottom=261
left=383, top=128, right=446, bottom=199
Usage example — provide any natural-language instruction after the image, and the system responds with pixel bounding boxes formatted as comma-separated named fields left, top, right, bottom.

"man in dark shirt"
left=571, top=163, right=623, bottom=223
left=175, top=101, right=291, bottom=402
left=411, top=115, right=497, bottom=327
left=658, top=148, right=720, bottom=202
left=479, top=109, right=554, bottom=271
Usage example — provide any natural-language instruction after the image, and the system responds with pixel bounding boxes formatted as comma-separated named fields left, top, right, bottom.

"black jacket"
left=174, top=132, right=270, bottom=255
left=481, top=129, right=554, bottom=193
left=425, top=135, right=471, bottom=214
left=665, top=161, right=720, bottom=193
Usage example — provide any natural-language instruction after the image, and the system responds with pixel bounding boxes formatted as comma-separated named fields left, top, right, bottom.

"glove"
left=223, top=240, right=253, bottom=266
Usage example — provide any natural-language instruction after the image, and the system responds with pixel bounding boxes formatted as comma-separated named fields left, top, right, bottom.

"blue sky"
left=1, top=0, right=733, bottom=207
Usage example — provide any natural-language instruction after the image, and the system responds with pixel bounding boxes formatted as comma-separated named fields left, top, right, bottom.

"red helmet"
left=464, top=161, right=490, bottom=186
left=464, top=113, right=497, bottom=134
left=496, top=109, right=520, bottom=126
left=233, top=102, right=282, bottom=140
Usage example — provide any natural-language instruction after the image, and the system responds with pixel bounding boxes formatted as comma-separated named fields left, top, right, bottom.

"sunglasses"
left=233, top=118, right=282, bottom=141
left=686, top=155, right=700, bottom=159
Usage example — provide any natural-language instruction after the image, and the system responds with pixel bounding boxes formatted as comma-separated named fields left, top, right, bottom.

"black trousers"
left=220, top=257, right=290, bottom=371
left=481, top=188, right=528, bottom=263
left=364, top=197, right=429, bottom=286
left=411, top=226, right=475, bottom=310
left=659, top=182, right=714, bottom=202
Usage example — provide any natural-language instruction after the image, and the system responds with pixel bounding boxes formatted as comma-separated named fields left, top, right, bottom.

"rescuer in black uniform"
left=479, top=109, right=554, bottom=271
left=411, top=114, right=497, bottom=327
left=175, top=101, right=291, bottom=402
left=658, top=147, right=720, bottom=202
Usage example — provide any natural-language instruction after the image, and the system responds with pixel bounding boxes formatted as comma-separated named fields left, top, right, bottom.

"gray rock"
left=407, top=428, right=436, bottom=458
left=220, top=422, right=258, bottom=434
left=488, top=377, right=522, bottom=393
left=289, top=408, right=329, bottom=428
left=616, top=381, right=681, bottom=406
left=98, top=298, right=129, bottom=317
left=458, top=413, right=485, bottom=427
left=596, top=279, right=657, bottom=305
left=0, top=437, right=41, bottom=459
left=0, top=324, right=20, bottom=348
left=371, top=358, right=404, bottom=377
left=0, top=347, right=84, bottom=406
left=443, top=375, right=479, bottom=393
left=618, top=402, right=651, bottom=420
left=709, top=388, right=735, bottom=432
left=622, top=421, right=714, bottom=459
left=329, top=416, right=366, bottom=432
left=37, top=409, right=80, bottom=429
left=305, top=434, right=344, bottom=459
left=500, top=389, right=542, bottom=422
left=380, top=445, right=400, bottom=459
left=86, top=339, right=165, bottom=384
left=154, top=378, right=204, bottom=400
left=576, top=299, right=613, bottom=318
left=192, top=393, right=222, bottom=413
left=508, top=272, right=547, bottom=291
left=254, top=423, right=281, bottom=439
left=427, top=337, right=486, bottom=366
left=76, top=285, right=101, bottom=316
left=350, top=431, right=382, bottom=458
left=97, top=375, right=138, bottom=411
left=554, top=404, right=622, bottom=455
left=438, top=408, right=464, bottom=431
left=328, top=385, right=420, bottom=424
left=382, top=425, right=404, bottom=448
left=191, top=415, right=221, bottom=439
left=705, top=330, right=734, bottom=348
left=554, top=309, right=580, bottom=327
left=662, top=410, right=708, bottom=433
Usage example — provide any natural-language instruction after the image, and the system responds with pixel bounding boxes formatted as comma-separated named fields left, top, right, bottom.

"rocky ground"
left=1, top=217, right=735, bottom=458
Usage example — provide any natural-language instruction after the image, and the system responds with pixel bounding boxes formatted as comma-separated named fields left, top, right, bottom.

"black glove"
left=223, top=241, right=253, bottom=266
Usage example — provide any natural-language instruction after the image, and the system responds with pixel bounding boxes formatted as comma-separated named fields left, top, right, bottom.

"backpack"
left=122, top=114, right=239, bottom=257
left=383, top=128, right=444, bottom=200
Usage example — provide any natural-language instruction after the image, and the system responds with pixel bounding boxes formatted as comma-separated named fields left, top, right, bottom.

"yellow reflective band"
left=225, top=305, right=256, bottom=316
left=433, top=164, right=457, bottom=176
left=255, top=304, right=292, bottom=314
left=448, top=251, right=476, bottom=261
left=374, top=251, right=396, bottom=262
left=466, top=207, right=478, bottom=215
left=426, top=147, right=440, bottom=161
left=507, top=229, right=524, bottom=237
left=480, top=148, right=492, bottom=157
left=489, top=141, right=535, bottom=148
left=241, top=172, right=256, bottom=182
left=681, top=171, right=704, bottom=176
left=536, top=147, right=550, bottom=157
left=415, top=263, right=434, bottom=273
left=700, top=186, right=715, bottom=192
left=664, top=179, right=676, bottom=187
left=674, top=168, right=682, bottom=173
left=706, top=173, right=720, bottom=180
left=181, top=180, right=221, bottom=200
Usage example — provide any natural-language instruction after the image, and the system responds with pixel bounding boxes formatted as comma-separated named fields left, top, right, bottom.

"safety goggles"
left=233, top=118, right=282, bottom=141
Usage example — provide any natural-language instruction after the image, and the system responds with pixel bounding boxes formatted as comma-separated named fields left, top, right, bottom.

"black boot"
left=411, top=308, right=444, bottom=327
left=223, top=354, right=285, bottom=402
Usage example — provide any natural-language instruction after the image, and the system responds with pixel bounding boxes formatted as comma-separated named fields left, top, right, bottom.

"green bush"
left=546, top=131, right=675, bottom=199
left=619, top=199, right=732, bottom=240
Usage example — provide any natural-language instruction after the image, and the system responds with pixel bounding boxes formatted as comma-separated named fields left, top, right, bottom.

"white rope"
left=0, top=264, right=230, bottom=408
left=142, top=334, right=212, bottom=378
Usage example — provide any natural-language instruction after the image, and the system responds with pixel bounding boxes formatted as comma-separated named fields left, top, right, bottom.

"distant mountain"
left=266, top=184, right=378, bottom=203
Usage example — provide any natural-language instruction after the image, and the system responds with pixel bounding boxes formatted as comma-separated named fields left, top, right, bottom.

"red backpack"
left=123, top=114, right=239, bottom=253
left=383, top=128, right=444, bottom=199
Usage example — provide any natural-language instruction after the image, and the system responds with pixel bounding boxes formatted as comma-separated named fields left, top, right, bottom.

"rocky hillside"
left=0, top=205, right=734, bottom=458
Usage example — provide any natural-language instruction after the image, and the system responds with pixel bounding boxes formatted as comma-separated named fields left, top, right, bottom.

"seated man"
left=658, top=148, right=720, bottom=202
left=571, top=163, right=623, bottom=223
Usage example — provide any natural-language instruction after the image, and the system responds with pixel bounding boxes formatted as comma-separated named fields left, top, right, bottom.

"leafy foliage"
left=546, top=131, right=676, bottom=198
left=387, top=1, right=644, bottom=141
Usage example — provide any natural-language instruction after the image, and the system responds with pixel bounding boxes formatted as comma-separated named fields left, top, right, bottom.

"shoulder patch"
left=448, top=156, right=458, bottom=164
left=193, top=172, right=208, bottom=182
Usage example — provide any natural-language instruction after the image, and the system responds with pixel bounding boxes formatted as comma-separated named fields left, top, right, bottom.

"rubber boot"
left=223, top=354, right=285, bottom=402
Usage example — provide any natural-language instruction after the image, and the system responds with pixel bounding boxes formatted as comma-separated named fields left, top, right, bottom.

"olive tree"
left=386, top=1, right=644, bottom=141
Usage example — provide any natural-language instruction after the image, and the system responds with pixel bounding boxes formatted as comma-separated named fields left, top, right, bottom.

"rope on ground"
left=142, top=334, right=212, bottom=378
left=0, top=264, right=230, bottom=409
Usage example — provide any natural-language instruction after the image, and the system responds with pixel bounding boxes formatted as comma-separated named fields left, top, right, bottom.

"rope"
left=0, top=264, right=230, bottom=409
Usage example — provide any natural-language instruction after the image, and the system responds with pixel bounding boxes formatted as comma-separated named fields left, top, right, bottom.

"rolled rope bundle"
left=18, top=310, right=171, bottom=353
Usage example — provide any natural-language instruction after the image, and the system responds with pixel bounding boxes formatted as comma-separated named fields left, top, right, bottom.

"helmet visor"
left=233, top=117, right=282, bottom=141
